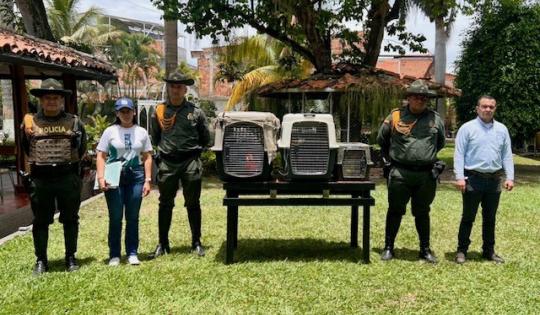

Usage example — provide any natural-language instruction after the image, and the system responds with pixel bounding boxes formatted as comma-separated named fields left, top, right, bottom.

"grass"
left=1, top=153, right=539, bottom=313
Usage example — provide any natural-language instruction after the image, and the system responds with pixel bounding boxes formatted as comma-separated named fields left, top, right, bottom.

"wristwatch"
left=144, top=178, right=152, bottom=182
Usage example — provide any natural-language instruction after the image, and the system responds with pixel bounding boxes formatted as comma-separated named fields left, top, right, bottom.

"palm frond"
left=225, top=65, right=282, bottom=111
left=72, top=7, right=102, bottom=33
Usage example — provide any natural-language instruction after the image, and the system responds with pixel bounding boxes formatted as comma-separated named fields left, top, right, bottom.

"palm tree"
left=108, top=33, right=162, bottom=99
left=164, top=19, right=178, bottom=76
left=408, top=0, right=458, bottom=122
left=220, top=35, right=313, bottom=111
left=46, top=0, right=122, bottom=52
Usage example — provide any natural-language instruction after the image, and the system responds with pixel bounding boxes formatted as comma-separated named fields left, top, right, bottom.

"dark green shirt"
left=150, top=99, right=210, bottom=155
left=377, top=106, right=445, bottom=166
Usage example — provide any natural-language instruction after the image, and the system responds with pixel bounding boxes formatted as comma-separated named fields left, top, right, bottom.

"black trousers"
left=157, top=157, right=203, bottom=247
left=30, top=172, right=81, bottom=261
left=457, top=173, right=502, bottom=254
left=385, top=167, right=437, bottom=250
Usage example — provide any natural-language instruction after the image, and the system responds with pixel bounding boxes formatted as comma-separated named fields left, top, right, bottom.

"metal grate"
left=223, top=122, right=265, bottom=178
left=290, top=121, right=329, bottom=175
left=342, top=149, right=368, bottom=179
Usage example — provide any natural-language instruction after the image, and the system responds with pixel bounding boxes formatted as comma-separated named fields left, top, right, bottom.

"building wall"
left=195, top=48, right=233, bottom=100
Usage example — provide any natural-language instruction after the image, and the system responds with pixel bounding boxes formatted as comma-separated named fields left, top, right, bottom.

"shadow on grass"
left=46, top=256, right=96, bottom=273
left=139, top=245, right=192, bottom=260
left=215, top=238, right=365, bottom=263
left=372, top=247, right=426, bottom=262
left=139, top=245, right=216, bottom=261
left=444, top=251, right=491, bottom=263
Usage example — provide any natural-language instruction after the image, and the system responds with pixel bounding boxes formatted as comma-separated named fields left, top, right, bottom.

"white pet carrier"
left=211, top=111, right=280, bottom=181
left=278, top=113, right=339, bottom=180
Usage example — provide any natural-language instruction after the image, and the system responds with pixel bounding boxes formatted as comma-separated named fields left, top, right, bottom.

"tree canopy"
left=152, top=0, right=428, bottom=74
left=455, top=0, right=540, bottom=146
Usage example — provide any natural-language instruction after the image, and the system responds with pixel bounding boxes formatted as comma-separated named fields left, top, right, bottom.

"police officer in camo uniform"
left=22, top=78, right=87, bottom=275
left=149, top=71, right=210, bottom=258
left=377, top=80, right=446, bottom=263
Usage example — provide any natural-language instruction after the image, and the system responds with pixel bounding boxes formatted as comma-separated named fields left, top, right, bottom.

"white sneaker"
left=108, top=257, right=120, bottom=266
left=128, top=255, right=140, bottom=265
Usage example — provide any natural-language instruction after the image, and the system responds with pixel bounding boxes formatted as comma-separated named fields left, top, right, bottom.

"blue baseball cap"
left=115, top=97, right=134, bottom=111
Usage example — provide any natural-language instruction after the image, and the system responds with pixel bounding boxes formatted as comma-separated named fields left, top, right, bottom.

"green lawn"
left=1, top=155, right=539, bottom=313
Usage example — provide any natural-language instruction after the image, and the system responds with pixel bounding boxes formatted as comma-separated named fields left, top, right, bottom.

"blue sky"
left=78, top=0, right=473, bottom=73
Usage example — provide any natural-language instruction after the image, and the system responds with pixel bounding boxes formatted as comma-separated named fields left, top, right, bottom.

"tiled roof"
left=257, top=65, right=461, bottom=98
left=376, top=57, right=434, bottom=79
left=0, top=28, right=116, bottom=78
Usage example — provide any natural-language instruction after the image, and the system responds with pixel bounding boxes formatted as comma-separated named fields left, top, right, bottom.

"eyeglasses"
left=410, top=95, right=428, bottom=101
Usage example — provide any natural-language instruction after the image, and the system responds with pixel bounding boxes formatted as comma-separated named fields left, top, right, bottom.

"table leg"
left=351, top=194, right=359, bottom=248
left=233, top=205, right=238, bottom=249
left=362, top=203, right=371, bottom=263
left=226, top=205, right=235, bottom=264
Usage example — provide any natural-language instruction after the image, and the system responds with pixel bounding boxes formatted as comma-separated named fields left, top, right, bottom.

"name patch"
left=39, top=125, right=67, bottom=133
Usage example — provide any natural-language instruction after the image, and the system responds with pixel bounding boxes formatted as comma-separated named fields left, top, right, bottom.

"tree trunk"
left=164, top=19, right=178, bottom=76
left=364, top=1, right=391, bottom=67
left=434, top=16, right=447, bottom=123
left=294, top=5, right=332, bottom=73
left=14, top=0, right=55, bottom=41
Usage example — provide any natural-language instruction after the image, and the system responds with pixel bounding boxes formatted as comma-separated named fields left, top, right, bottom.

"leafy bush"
left=198, top=99, right=217, bottom=119
left=201, top=150, right=216, bottom=175
left=85, top=114, right=112, bottom=151
left=455, top=1, right=540, bottom=147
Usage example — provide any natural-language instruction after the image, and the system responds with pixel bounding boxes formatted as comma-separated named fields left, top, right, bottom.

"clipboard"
left=94, top=161, right=123, bottom=190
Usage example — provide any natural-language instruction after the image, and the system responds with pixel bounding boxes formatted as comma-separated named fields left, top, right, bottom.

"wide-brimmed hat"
left=163, top=70, right=195, bottom=85
left=115, top=97, right=134, bottom=111
left=30, top=78, right=72, bottom=97
left=406, top=80, right=437, bottom=98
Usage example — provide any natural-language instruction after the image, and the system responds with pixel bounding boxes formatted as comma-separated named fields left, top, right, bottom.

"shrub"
left=455, top=1, right=540, bottom=147
left=201, top=150, right=217, bottom=176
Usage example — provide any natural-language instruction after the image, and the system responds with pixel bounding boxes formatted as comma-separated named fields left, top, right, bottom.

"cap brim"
left=406, top=91, right=438, bottom=98
left=30, top=89, right=72, bottom=97
left=115, top=105, right=134, bottom=111
left=164, top=79, right=195, bottom=86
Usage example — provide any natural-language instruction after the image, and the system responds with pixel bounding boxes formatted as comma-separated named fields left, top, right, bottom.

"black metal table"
left=223, top=181, right=376, bottom=264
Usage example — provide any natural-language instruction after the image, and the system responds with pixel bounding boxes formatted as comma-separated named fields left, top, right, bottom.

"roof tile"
left=0, top=28, right=116, bottom=76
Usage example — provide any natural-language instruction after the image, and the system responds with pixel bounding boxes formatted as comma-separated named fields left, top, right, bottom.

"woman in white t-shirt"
left=96, top=97, right=153, bottom=266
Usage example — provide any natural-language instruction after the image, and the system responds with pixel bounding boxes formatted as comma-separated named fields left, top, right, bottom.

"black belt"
left=391, top=160, right=433, bottom=172
left=465, top=169, right=503, bottom=179
left=160, top=151, right=200, bottom=163
left=31, top=163, right=79, bottom=178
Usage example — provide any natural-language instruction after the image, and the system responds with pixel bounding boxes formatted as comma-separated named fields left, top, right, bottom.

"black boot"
left=32, top=225, right=49, bottom=263
left=382, top=213, right=402, bottom=261
left=187, top=206, right=202, bottom=245
left=63, top=222, right=79, bottom=261
left=149, top=243, right=170, bottom=259
left=415, top=214, right=431, bottom=251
